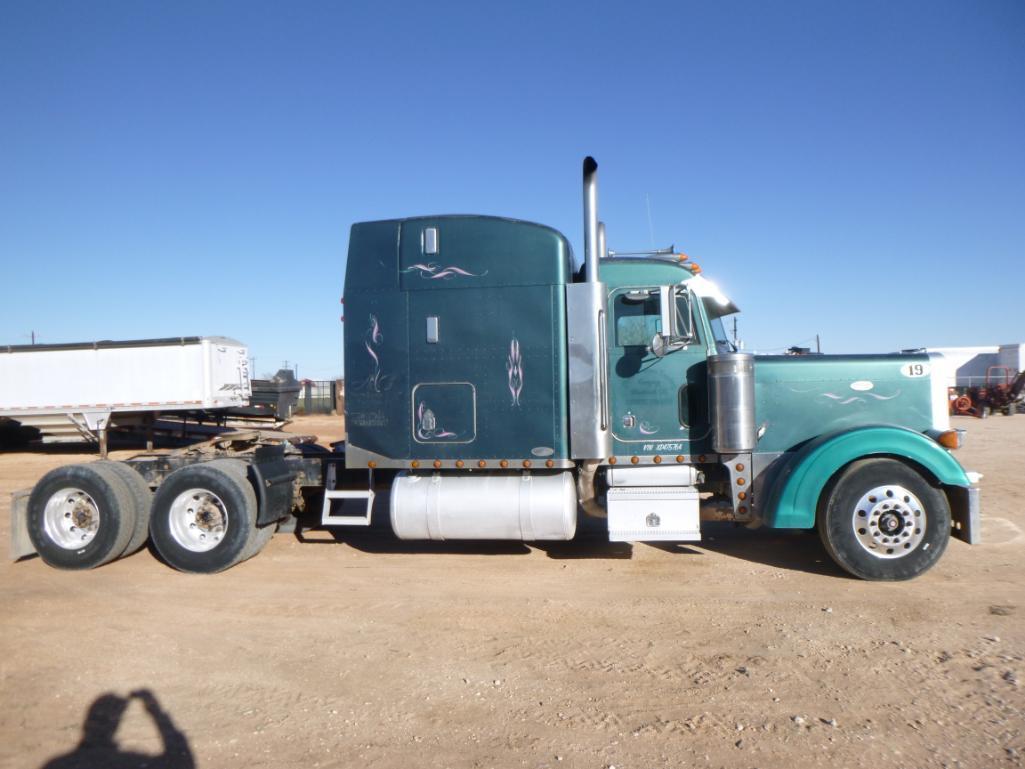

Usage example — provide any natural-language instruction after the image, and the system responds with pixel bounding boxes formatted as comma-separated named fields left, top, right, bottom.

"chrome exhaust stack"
left=567, top=155, right=612, bottom=460
left=583, top=156, right=600, bottom=281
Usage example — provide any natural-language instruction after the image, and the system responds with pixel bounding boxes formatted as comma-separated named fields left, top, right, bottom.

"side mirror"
left=658, top=285, right=679, bottom=340
left=651, top=285, right=692, bottom=357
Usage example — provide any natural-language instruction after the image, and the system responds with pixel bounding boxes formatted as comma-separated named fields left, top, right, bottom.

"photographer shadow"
left=41, top=689, right=194, bottom=769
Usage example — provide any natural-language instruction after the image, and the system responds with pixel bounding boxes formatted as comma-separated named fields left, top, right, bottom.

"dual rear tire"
left=148, top=459, right=274, bottom=573
left=27, top=463, right=139, bottom=570
left=28, top=459, right=275, bottom=573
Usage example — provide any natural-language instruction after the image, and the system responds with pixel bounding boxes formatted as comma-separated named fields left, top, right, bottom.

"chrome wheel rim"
left=168, top=488, right=228, bottom=553
left=43, top=487, right=101, bottom=549
left=851, top=484, right=927, bottom=559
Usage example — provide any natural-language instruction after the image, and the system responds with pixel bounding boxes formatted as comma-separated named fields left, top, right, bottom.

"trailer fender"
left=762, top=425, right=971, bottom=530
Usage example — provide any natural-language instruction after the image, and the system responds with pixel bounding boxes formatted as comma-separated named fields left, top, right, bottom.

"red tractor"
left=951, top=366, right=1025, bottom=418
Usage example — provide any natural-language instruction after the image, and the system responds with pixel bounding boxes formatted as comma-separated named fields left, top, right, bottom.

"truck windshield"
left=711, top=316, right=737, bottom=353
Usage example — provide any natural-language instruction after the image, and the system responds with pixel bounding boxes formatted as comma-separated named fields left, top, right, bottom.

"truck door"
left=605, top=285, right=711, bottom=455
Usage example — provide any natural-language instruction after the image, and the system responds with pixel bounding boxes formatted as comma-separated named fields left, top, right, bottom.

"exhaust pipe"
left=583, top=156, right=600, bottom=282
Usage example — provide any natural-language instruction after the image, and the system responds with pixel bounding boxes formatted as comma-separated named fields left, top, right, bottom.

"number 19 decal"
left=900, top=362, right=930, bottom=378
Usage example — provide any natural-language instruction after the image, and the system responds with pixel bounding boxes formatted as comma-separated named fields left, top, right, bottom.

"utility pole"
left=31, top=330, right=36, bottom=345
left=816, top=334, right=821, bottom=354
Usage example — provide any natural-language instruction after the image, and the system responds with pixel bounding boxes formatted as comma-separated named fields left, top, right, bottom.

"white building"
left=928, top=344, right=1024, bottom=388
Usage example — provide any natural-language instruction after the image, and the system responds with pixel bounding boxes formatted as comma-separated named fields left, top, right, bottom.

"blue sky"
left=2, top=1, right=1022, bottom=378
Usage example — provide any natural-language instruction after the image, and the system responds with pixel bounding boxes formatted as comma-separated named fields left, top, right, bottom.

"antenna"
left=645, top=193, right=656, bottom=249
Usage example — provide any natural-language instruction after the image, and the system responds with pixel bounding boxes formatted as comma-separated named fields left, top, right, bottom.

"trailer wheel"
left=27, top=463, right=136, bottom=570
left=95, top=461, right=153, bottom=556
left=818, top=458, right=950, bottom=581
left=149, top=461, right=258, bottom=573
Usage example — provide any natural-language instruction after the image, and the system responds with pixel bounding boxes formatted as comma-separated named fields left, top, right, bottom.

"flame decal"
left=402, top=262, right=488, bottom=280
left=506, top=338, right=523, bottom=407
left=866, top=390, right=901, bottom=401
left=352, top=314, right=393, bottom=393
left=821, top=393, right=865, bottom=405
left=416, top=401, right=457, bottom=440
left=639, top=422, right=659, bottom=435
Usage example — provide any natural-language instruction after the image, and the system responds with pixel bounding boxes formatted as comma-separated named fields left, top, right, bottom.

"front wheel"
left=818, top=458, right=950, bottom=581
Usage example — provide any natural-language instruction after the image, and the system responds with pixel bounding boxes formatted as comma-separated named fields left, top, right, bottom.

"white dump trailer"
left=0, top=337, right=251, bottom=452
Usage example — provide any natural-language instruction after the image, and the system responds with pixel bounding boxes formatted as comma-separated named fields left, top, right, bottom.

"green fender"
left=762, top=425, right=970, bottom=529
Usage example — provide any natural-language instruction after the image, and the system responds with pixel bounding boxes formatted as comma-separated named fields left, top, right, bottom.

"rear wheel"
left=818, top=458, right=950, bottom=581
left=27, top=463, right=136, bottom=570
left=209, top=459, right=276, bottom=561
left=149, top=461, right=259, bottom=573
left=95, top=461, right=153, bottom=556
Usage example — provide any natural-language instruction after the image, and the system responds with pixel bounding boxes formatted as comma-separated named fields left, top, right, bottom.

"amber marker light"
left=631, top=456, right=639, bottom=464
left=411, top=460, right=420, bottom=469
left=677, top=253, right=689, bottom=261
left=478, top=460, right=487, bottom=468
left=609, top=457, right=617, bottom=465
left=546, top=459, right=555, bottom=468
left=653, top=455, right=662, bottom=464
left=690, top=263, right=702, bottom=274
left=738, top=491, right=747, bottom=500
left=433, top=460, right=442, bottom=469
left=523, top=460, right=532, bottom=468
left=500, top=460, right=509, bottom=468
left=936, top=429, right=964, bottom=450
left=676, top=455, right=685, bottom=463
left=455, top=460, right=464, bottom=468
left=738, top=505, right=748, bottom=515
left=735, top=463, right=745, bottom=472
left=736, top=477, right=746, bottom=486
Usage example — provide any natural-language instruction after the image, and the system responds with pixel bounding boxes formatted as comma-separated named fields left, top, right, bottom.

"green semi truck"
left=12, top=157, right=980, bottom=580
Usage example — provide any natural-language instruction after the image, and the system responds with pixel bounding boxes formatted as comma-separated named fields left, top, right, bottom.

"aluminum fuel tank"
left=390, top=471, right=577, bottom=541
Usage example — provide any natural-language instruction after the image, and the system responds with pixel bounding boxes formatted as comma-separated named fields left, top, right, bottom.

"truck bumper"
left=9, top=489, right=35, bottom=560
left=949, top=485, right=981, bottom=545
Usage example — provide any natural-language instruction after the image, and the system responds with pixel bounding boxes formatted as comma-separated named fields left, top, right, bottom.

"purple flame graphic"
left=416, top=401, right=457, bottom=440
left=506, top=338, right=523, bottom=407
left=352, top=314, right=393, bottom=393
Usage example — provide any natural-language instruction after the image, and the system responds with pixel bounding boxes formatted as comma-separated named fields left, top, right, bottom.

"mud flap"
left=949, top=485, right=981, bottom=545
left=9, top=489, right=36, bottom=560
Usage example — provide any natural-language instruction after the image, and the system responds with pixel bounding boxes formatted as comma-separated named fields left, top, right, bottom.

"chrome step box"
left=607, top=486, right=700, bottom=542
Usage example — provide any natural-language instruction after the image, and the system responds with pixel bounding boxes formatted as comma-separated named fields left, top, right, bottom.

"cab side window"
left=613, top=291, right=661, bottom=347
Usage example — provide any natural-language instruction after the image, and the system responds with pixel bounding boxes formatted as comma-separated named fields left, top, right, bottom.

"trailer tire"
left=818, top=458, right=950, bottom=581
left=27, top=463, right=136, bottom=570
left=95, top=461, right=153, bottom=556
left=149, top=461, right=258, bottom=573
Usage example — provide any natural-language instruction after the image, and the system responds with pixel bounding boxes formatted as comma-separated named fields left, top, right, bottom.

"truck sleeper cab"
left=332, top=158, right=979, bottom=581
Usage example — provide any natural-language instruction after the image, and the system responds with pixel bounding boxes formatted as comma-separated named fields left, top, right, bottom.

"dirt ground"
left=0, top=414, right=1022, bottom=769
